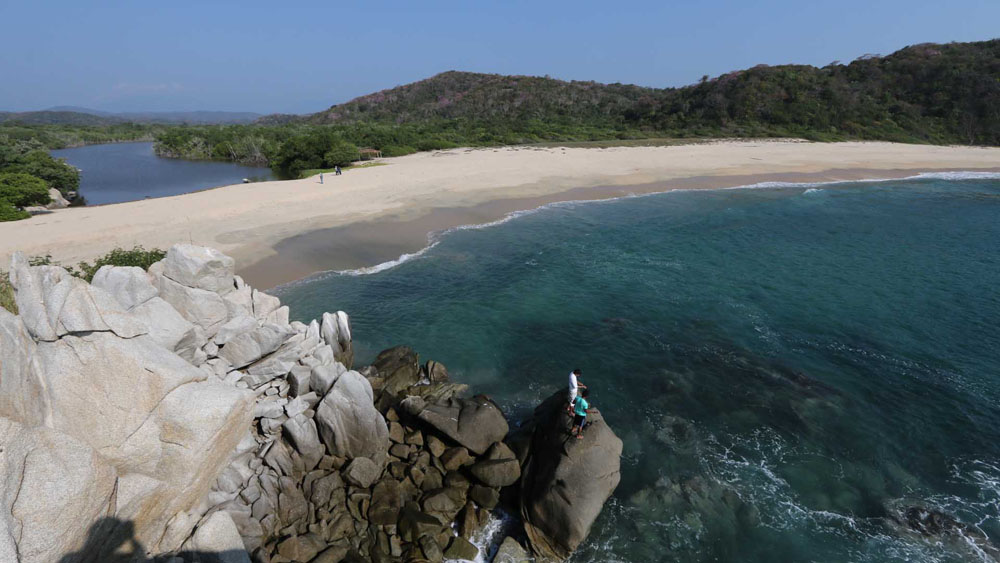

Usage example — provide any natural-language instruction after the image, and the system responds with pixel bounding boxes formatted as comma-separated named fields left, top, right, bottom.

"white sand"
left=2, top=140, right=998, bottom=278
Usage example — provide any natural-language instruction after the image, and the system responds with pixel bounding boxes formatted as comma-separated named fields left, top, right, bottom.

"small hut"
left=359, top=147, right=382, bottom=160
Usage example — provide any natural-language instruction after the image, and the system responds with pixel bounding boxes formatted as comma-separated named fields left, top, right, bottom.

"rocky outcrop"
left=516, top=389, right=623, bottom=560
left=1, top=243, right=621, bottom=562
left=0, top=245, right=360, bottom=562
left=0, top=243, right=542, bottom=563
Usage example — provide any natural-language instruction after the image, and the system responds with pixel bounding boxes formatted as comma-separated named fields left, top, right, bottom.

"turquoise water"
left=276, top=174, right=1000, bottom=562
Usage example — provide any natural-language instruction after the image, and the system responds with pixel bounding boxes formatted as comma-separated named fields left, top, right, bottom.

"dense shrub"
left=323, top=141, right=360, bottom=167
left=2, top=150, right=79, bottom=192
left=0, top=172, right=50, bottom=212
left=381, top=145, right=418, bottom=157
left=0, top=201, right=29, bottom=222
left=73, top=246, right=166, bottom=282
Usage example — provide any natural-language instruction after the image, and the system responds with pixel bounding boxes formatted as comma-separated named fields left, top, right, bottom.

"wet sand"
left=242, top=167, right=1000, bottom=288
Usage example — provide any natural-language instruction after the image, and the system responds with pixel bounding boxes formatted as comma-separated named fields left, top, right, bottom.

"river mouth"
left=51, top=141, right=273, bottom=205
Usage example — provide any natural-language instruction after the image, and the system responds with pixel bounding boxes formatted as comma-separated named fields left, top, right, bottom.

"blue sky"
left=2, top=0, right=997, bottom=114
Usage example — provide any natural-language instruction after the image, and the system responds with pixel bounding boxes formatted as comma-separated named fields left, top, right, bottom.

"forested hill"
left=289, top=39, right=999, bottom=145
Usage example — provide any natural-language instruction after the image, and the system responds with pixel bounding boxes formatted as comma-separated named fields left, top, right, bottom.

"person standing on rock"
left=567, top=368, right=586, bottom=412
left=571, top=388, right=593, bottom=439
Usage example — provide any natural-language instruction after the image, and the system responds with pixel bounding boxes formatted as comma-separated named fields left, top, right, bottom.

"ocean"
left=275, top=173, right=1000, bottom=562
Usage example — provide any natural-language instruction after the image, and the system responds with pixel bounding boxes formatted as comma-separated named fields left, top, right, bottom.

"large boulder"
left=469, top=442, right=521, bottom=487
left=372, top=345, right=422, bottom=398
left=8, top=254, right=147, bottom=342
left=161, top=244, right=236, bottom=295
left=320, top=311, right=353, bottom=368
left=130, top=297, right=208, bottom=365
left=343, top=457, right=382, bottom=488
left=155, top=274, right=229, bottom=338
left=401, top=395, right=508, bottom=455
left=219, top=323, right=291, bottom=369
left=315, top=370, right=390, bottom=464
left=0, top=418, right=117, bottom=563
left=46, top=188, right=70, bottom=209
left=519, top=390, right=622, bottom=560
left=91, top=265, right=159, bottom=310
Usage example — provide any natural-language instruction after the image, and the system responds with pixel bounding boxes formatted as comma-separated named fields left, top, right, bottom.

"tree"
left=2, top=150, right=79, bottom=192
left=0, top=201, right=29, bottom=221
left=0, top=172, right=50, bottom=209
left=323, top=141, right=360, bottom=167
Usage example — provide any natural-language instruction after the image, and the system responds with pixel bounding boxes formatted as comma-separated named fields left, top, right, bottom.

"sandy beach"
left=2, top=139, right=998, bottom=288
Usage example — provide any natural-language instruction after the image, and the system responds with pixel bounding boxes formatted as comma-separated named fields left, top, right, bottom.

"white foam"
left=336, top=242, right=441, bottom=276
left=450, top=508, right=517, bottom=563
left=803, top=188, right=824, bottom=195
left=288, top=170, right=1000, bottom=279
left=913, top=171, right=1000, bottom=181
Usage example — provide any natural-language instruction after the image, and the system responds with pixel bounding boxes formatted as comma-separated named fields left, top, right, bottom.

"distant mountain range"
left=0, top=107, right=262, bottom=125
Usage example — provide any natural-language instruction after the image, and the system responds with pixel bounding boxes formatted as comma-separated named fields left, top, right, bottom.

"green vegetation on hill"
left=147, top=40, right=999, bottom=178
left=300, top=40, right=999, bottom=145
left=0, top=123, right=160, bottom=149
left=5, top=39, right=994, bottom=182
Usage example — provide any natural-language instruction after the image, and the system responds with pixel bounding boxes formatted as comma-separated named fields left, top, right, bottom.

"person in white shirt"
left=567, top=368, right=586, bottom=412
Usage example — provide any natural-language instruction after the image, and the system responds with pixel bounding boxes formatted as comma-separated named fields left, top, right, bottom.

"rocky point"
left=0, top=244, right=621, bottom=562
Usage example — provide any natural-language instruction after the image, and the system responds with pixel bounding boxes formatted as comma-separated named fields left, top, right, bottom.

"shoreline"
left=245, top=167, right=1000, bottom=289
left=3, top=140, right=1000, bottom=288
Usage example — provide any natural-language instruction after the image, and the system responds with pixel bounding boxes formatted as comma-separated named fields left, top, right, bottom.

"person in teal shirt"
left=571, top=388, right=592, bottom=439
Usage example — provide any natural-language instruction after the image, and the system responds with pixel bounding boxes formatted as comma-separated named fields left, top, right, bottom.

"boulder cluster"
left=0, top=244, right=622, bottom=563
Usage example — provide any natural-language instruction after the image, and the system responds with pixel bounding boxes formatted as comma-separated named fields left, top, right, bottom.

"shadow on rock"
left=55, top=517, right=252, bottom=563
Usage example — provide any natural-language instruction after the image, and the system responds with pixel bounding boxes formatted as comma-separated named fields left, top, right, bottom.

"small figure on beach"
left=567, top=368, right=586, bottom=412
left=320, top=172, right=324, bottom=184
left=335, top=165, right=342, bottom=176
left=571, top=388, right=593, bottom=439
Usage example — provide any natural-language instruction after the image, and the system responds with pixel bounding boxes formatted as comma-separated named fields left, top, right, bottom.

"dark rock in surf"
left=886, top=504, right=1000, bottom=558
left=400, top=395, right=509, bottom=455
left=517, top=389, right=623, bottom=560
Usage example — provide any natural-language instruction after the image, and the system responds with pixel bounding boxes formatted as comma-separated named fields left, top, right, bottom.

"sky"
left=2, top=0, right=998, bottom=115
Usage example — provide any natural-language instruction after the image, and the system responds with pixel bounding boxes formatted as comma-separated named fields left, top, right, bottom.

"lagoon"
left=50, top=142, right=272, bottom=205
